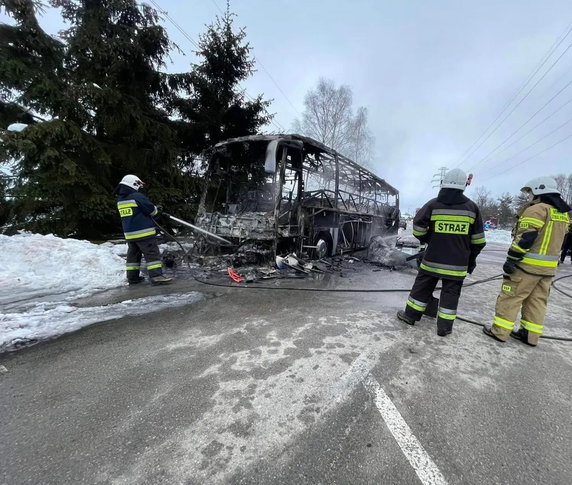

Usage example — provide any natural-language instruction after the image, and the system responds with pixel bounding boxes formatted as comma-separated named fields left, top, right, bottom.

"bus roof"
left=213, top=134, right=399, bottom=196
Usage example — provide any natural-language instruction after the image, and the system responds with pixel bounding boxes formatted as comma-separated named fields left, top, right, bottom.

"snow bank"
left=0, top=233, right=125, bottom=302
left=1, top=292, right=204, bottom=353
left=0, top=233, right=205, bottom=352
left=484, top=229, right=512, bottom=245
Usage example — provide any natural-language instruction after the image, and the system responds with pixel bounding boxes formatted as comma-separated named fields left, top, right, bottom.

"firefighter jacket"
left=412, top=189, right=486, bottom=280
left=116, top=185, right=159, bottom=241
left=507, top=199, right=570, bottom=276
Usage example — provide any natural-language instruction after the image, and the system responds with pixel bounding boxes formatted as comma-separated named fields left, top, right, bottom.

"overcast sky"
left=3, top=0, right=572, bottom=213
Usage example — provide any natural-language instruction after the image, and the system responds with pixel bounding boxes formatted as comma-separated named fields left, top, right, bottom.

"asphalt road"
left=1, top=251, right=572, bottom=484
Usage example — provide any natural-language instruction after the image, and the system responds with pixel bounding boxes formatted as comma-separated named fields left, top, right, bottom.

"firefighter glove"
left=155, top=205, right=163, bottom=215
left=503, top=258, right=517, bottom=274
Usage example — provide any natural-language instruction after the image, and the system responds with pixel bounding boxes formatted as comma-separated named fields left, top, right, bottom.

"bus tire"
left=314, top=231, right=333, bottom=259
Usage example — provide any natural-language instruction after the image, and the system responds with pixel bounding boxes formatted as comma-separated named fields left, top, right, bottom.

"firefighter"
left=115, top=174, right=173, bottom=285
left=560, top=223, right=572, bottom=264
left=397, top=169, right=486, bottom=336
left=483, top=176, right=571, bottom=346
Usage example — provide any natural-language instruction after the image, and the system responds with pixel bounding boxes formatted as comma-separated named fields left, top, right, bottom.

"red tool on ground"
left=227, top=267, right=244, bottom=283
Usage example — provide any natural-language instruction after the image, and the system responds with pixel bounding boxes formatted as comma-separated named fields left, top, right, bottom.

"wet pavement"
left=1, top=251, right=572, bottom=484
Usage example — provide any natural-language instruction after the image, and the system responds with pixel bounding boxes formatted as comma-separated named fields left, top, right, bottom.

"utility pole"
left=431, top=166, right=448, bottom=189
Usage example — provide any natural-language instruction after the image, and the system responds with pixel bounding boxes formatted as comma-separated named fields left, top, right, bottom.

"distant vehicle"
left=399, top=219, right=407, bottom=229
left=195, top=134, right=400, bottom=258
left=484, top=219, right=497, bottom=231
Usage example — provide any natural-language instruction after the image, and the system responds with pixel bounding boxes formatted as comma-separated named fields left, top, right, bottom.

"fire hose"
left=153, top=217, right=572, bottom=342
left=192, top=271, right=572, bottom=342
left=160, top=212, right=233, bottom=246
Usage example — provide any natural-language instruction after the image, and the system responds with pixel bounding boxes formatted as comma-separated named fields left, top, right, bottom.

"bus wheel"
left=314, top=232, right=333, bottom=259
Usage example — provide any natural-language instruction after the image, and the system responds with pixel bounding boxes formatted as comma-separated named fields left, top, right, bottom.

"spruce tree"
left=55, top=0, right=185, bottom=199
left=0, top=0, right=188, bottom=237
left=1, top=1, right=274, bottom=236
left=173, top=4, right=273, bottom=169
left=0, top=0, right=91, bottom=236
left=496, top=193, right=514, bottom=228
left=0, top=169, right=12, bottom=228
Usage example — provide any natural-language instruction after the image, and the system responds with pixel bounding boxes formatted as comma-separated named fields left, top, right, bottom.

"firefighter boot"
left=151, top=275, right=173, bottom=285
left=128, top=276, right=145, bottom=285
left=424, top=296, right=439, bottom=318
left=482, top=325, right=507, bottom=342
left=436, top=319, right=453, bottom=337
left=396, top=310, right=417, bottom=326
left=510, top=328, right=538, bottom=347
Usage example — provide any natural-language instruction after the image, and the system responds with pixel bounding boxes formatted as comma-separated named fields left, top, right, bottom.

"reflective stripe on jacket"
left=117, top=192, right=159, bottom=241
left=511, top=202, right=570, bottom=276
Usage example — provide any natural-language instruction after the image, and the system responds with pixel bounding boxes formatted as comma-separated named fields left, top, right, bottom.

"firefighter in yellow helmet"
left=483, top=176, right=571, bottom=346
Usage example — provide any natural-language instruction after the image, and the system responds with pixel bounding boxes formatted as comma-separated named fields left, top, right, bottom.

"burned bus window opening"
left=195, top=134, right=400, bottom=258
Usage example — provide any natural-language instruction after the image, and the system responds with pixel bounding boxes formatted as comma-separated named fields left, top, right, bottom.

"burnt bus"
left=195, top=134, right=399, bottom=258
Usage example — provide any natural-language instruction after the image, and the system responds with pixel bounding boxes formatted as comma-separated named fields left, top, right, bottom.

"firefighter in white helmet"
left=115, top=175, right=172, bottom=285
left=483, top=176, right=571, bottom=346
left=397, top=168, right=486, bottom=336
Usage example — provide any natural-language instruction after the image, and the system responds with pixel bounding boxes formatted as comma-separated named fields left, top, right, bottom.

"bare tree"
left=554, top=173, right=572, bottom=205
left=513, top=192, right=530, bottom=214
left=293, top=78, right=374, bottom=167
left=348, top=107, right=374, bottom=167
left=472, top=186, right=494, bottom=211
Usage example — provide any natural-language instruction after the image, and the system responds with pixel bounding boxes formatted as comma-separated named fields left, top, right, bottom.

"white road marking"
left=363, top=375, right=448, bottom=485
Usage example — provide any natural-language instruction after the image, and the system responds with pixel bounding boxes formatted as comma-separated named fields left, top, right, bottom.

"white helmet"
left=520, top=176, right=560, bottom=196
left=441, top=168, right=468, bottom=191
left=120, top=174, right=145, bottom=191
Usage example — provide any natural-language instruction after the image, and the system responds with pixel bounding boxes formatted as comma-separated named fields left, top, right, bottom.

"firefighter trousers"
left=490, top=267, right=552, bottom=345
left=126, top=238, right=164, bottom=281
left=561, top=237, right=572, bottom=262
left=404, top=272, right=464, bottom=334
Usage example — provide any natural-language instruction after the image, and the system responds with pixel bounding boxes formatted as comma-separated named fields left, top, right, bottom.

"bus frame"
left=195, top=134, right=399, bottom=258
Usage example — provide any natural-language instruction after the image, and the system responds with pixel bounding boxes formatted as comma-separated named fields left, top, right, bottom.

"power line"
left=468, top=79, right=572, bottom=171
left=454, top=23, right=572, bottom=168
left=474, top=96, right=572, bottom=167
left=455, top=23, right=572, bottom=167
left=487, top=131, right=572, bottom=180
left=148, top=0, right=199, bottom=49
left=210, top=0, right=225, bottom=16
left=254, top=58, right=300, bottom=117
left=243, top=91, right=284, bottom=132
left=459, top=40, right=572, bottom=168
left=148, top=0, right=285, bottom=133
left=483, top=115, right=572, bottom=177
left=208, top=0, right=300, bottom=118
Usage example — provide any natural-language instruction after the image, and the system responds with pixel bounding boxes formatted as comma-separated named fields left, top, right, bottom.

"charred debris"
left=159, top=230, right=418, bottom=284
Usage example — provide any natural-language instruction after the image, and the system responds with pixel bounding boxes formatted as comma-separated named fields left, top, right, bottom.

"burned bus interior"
left=196, top=135, right=399, bottom=259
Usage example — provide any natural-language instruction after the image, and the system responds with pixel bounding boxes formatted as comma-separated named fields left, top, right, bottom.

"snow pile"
left=100, top=241, right=129, bottom=257
left=0, top=233, right=205, bottom=352
left=1, top=292, right=204, bottom=353
left=484, top=229, right=512, bottom=245
left=0, top=233, right=125, bottom=302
